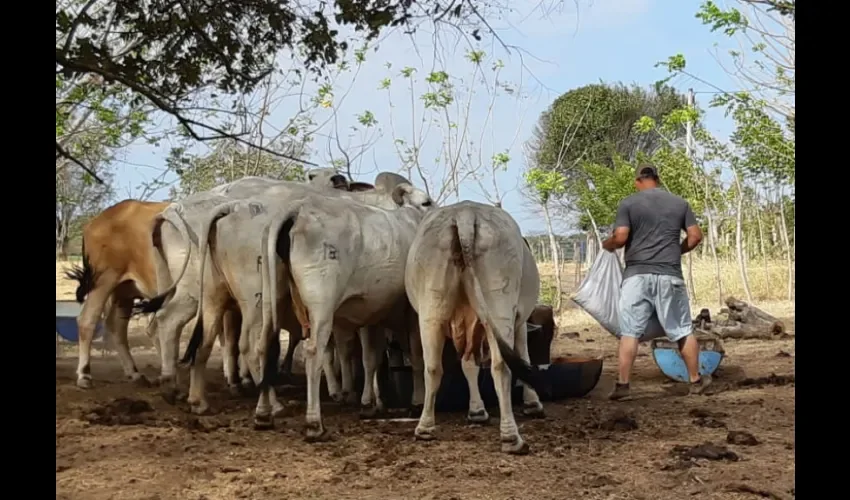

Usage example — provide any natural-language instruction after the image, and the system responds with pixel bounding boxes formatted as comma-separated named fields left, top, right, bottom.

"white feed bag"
left=572, top=250, right=666, bottom=341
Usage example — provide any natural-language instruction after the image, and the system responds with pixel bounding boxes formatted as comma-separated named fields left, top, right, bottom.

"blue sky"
left=114, top=0, right=741, bottom=235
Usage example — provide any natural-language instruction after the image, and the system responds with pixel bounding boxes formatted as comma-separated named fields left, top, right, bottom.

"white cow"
left=259, top=183, right=434, bottom=439
left=176, top=179, right=427, bottom=416
left=404, top=201, right=547, bottom=455
left=136, top=171, right=352, bottom=394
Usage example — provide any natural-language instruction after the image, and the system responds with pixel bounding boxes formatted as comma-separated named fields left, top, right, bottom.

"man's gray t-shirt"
left=614, top=188, right=698, bottom=280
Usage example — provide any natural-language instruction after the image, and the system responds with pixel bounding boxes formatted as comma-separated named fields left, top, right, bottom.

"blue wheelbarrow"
left=56, top=300, right=104, bottom=356
left=650, top=335, right=725, bottom=382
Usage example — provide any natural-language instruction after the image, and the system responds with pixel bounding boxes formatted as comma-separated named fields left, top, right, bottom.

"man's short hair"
left=635, top=164, right=659, bottom=181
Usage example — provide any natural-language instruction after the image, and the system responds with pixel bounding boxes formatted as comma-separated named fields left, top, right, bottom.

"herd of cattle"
left=65, top=169, right=555, bottom=455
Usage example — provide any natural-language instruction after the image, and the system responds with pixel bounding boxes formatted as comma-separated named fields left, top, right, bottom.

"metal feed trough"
left=55, top=300, right=104, bottom=357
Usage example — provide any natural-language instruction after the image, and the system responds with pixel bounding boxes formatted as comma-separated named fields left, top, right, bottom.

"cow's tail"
left=180, top=201, right=243, bottom=366
left=65, top=238, right=97, bottom=304
left=452, top=212, right=546, bottom=396
left=261, top=207, right=302, bottom=388
left=132, top=204, right=193, bottom=315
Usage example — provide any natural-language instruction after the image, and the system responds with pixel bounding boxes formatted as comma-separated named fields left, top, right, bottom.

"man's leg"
left=610, top=275, right=654, bottom=400
left=655, top=276, right=710, bottom=392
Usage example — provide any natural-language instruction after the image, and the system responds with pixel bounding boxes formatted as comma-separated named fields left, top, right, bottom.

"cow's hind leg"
left=408, top=320, right=425, bottom=418
left=187, top=308, right=223, bottom=415
left=322, top=337, right=343, bottom=403
left=514, top=320, right=544, bottom=418
left=303, top=313, right=334, bottom=441
left=359, top=326, right=386, bottom=418
left=75, top=277, right=115, bottom=388
left=485, top=315, right=528, bottom=455
left=334, top=330, right=359, bottom=405
left=221, top=309, right=244, bottom=396
left=414, top=316, right=446, bottom=441
left=461, top=355, right=489, bottom=423
left=107, top=294, right=149, bottom=386
left=254, top=331, right=284, bottom=429
left=151, top=290, right=196, bottom=388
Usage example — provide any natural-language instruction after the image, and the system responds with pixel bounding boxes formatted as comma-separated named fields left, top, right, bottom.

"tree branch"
left=56, top=52, right=318, bottom=167
left=55, top=141, right=106, bottom=184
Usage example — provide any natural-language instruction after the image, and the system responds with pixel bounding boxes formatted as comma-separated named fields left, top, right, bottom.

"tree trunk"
left=585, top=209, right=602, bottom=250
left=754, top=186, right=769, bottom=287
left=686, top=252, right=697, bottom=304
left=542, top=202, right=563, bottom=311
left=704, top=194, right=724, bottom=306
left=778, top=186, right=794, bottom=301
left=573, top=240, right=581, bottom=287
left=733, top=170, right=753, bottom=303
left=584, top=232, right=596, bottom=268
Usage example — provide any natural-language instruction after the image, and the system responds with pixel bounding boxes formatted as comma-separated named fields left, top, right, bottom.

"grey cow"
left=404, top=201, right=547, bottom=454
left=260, top=183, right=435, bottom=438
left=176, top=178, right=425, bottom=417
left=138, top=171, right=352, bottom=396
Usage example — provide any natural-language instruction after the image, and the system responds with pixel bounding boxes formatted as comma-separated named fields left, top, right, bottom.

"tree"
left=532, top=83, right=686, bottom=180
left=56, top=167, right=114, bottom=259
left=658, top=1, right=794, bottom=128
left=379, top=48, right=529, bottom=205
left=56, top=65, right=148, bottom=257
left=523, top=167, right=568, bottom=310
left=55, top=0, right=494, bottom=176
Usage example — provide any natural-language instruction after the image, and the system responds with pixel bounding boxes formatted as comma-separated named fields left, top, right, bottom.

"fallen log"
left=722, top=297, right=786, bottom=335
left=710, top=321, right=778, bottom=340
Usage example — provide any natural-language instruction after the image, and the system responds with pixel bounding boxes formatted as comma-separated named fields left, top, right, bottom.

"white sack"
left=572, top=250, right=666, bottom=341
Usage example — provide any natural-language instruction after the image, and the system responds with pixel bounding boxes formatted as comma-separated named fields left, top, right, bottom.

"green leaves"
left=656, top=54, right=687, bottom=73
left=696, top=1, right=747, bottom=35
left=357, top=110, right=377, bottom=127
left=524, top=167, right=567, bottom=204
left=421, top=71, right=454, bottom=109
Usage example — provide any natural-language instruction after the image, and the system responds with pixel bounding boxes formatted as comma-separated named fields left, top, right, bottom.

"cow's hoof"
left=466, top=409, right=490, bottom=424
left=228, top=384, right=243, bottom=397
left=160, top=388, right=183, bottom=406
left=76, top=376, right=93, bottom=389
left=522, top=402, right=545, bottom=419
left=129, top=373, right=152, bottom=387
left=271, top=403, right=286, bottom=418
left=408, top=404, right=424, bottom=419
left=344, top=391, right=359, bottom=406
left=190, top=402, right=211, bottom=416
left=304, top=422, right=328, bottom=442
left=414, top=426, right=436, bottom=441
left=359, top=405, right=381, bottom=420
left=241, top=378, right=256, bottom=390
left=330, top=392, right=344, bottom=404
left=156, top=375, right=176, bottom=387
left=253, top=413, right=274, bottom=430
left=501, top=436, right=530, bottom=455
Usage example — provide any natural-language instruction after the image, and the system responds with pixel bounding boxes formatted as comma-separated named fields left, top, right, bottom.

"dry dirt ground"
left=56, top=263, right=795, bottom=500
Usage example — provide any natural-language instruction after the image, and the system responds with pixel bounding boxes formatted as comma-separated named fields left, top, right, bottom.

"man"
left=601, top=164, right=708, bottom=400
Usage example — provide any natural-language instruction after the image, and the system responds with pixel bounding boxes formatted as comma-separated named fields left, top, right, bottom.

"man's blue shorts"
left=618, top=273, right=692, bottom=342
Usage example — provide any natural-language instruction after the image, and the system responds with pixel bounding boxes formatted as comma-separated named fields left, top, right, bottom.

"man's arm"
left=602, top=201, right=630, bottom=252
left=680, top=203, right=703, bottom=254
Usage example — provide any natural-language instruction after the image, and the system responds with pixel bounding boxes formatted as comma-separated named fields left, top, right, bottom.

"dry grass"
left=535, top=256, right=795, bottom=350
left=56, top=260, right=78, bottom=301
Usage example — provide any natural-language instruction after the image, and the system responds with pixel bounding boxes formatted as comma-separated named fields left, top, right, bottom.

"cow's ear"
left=391, top=184, right=407, bottom=206
left=348, top=182, right=375, bottom=192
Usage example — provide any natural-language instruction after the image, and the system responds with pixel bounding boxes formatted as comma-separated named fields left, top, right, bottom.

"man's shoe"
left=689, top=375, right=713, bottom=395
left=608, top=382, right=631, bottom=401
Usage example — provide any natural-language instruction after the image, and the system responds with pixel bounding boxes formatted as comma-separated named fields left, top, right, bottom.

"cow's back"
left=82, top=199, right=170, bottom=286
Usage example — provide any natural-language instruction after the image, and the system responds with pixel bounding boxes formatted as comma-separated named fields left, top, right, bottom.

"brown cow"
left=65, top=199, right=171, bottom=388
